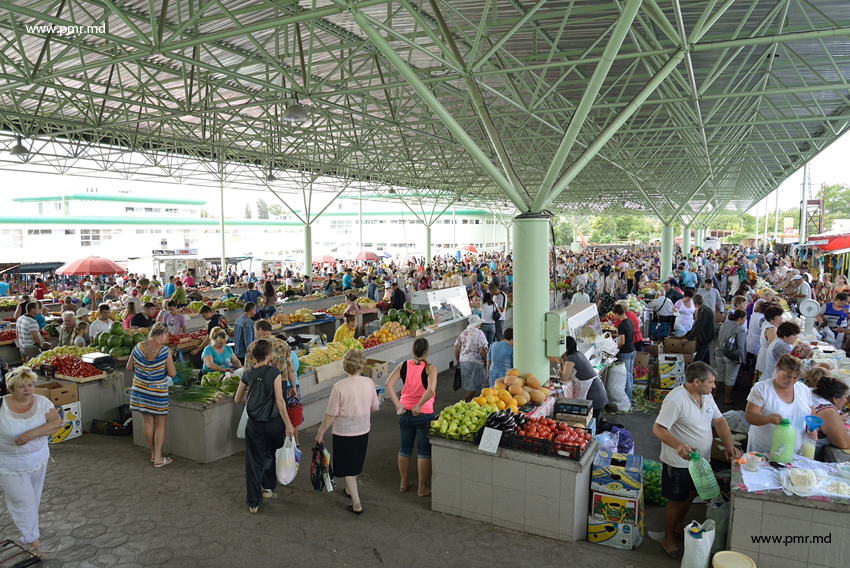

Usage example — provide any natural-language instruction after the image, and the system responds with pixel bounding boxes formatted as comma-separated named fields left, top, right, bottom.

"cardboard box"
left=656, top=353, right=685, bottom=388
left=591, top=488, right=644, bottom=524
left=363, top=359, right=390, bottom=383
left=587, top=516, right=644, bottom=550
left=715, top=311, right=727, bottom=324
left=591, top=451, right=643, bottom=498
left=664, top=337, right=696, bottom=354
left=649, top=388, right=672, bottom=403
left=710, top=432, right=747, bottom=463
left=35, top=381, right=79, bottom=406
left=50, top=401, right=82, bottom=444
left=644, top=342, right=662, bottom=357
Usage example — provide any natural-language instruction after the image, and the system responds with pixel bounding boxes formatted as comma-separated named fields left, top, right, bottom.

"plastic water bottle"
left=688, top=450, right=720, bottom=500
left=771, top=418, right=796, bottom=464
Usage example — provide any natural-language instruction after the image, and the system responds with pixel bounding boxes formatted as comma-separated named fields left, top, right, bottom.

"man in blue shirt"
left=163, top=276, right=176, bottom=299
left=233, top=303, right=257, bottom=363
left=238, top=282, right=262, bottom=306
left=342, top=268, right=353, bottom=290
left=679, top=264, right=697, bottom=291
left=366, top=276, right=380, bottom=303
left=0, top=278, right=9, bottom=297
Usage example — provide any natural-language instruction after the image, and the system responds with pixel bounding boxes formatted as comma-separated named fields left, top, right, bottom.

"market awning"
left=19, top=262, right=64, bottom=274
left=0, top=263, right=21, bottom=275
left=823, top=248, right=850, bottom=255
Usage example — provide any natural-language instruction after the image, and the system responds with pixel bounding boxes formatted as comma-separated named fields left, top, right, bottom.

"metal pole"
left=512, top=214, right=551, bottom=382
left=763, top=198, right=769, bottom=250
left=219, top=163, right=226, bottom=275
left=358, top=184, right=363, bottom=251
left=661, top=225, right=673, bottom=279
left=505, top=223, right=511, bottom=255
left=304, top=224, right=312, bottom=280
left=774, top=187, right=780, bottom=249
left=800, top=163, right=808, bottom=246
left=425, top=224, right=432, bottom=265
left=754, top=203, right=760, bottom=251
left=683, top=225, right=691, bottom=259
left=452, top=205, right=456, bottom=249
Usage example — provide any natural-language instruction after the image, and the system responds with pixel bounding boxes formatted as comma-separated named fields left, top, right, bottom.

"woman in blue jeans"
left=385, top=338, right=437, bottom=497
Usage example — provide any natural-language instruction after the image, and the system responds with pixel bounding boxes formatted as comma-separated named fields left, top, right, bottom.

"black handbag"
left=245, top=366, right=279, bottom=423
left=453, top=365, right=462, bottom=391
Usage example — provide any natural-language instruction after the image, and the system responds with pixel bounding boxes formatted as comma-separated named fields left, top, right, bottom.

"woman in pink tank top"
left=385, top=338, right=437, bottom=497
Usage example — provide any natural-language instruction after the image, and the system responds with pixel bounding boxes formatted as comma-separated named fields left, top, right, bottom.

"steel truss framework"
left=0, top=0, right=848, bottom=225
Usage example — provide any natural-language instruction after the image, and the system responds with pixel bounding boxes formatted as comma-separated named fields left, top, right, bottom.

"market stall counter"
left=36, top=372, right=125, bottom=424
left=430, top=436, right=597, bottom=542
left=728, top=459, right=850, bottom=567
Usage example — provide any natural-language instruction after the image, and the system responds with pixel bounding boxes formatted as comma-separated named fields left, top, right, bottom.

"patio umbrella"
left=312, top=254, right=336, bottom=264
left=461, top=245, right=478, bottom=254
left=56, top=256, right=127, bottom=276
left=354, top=251, right=380, bottom=261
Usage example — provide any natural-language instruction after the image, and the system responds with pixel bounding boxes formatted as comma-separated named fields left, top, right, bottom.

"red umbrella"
left=461, top=245, right=478, bottom=254
left=56, top=256, right=127, bottom=276
left=312, top=254, right=336, bottom=264
left=354, top=251, right=380, bottom=261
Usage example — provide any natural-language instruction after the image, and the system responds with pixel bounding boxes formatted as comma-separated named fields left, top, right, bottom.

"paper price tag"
left=477, top=427, right=501, bottom=454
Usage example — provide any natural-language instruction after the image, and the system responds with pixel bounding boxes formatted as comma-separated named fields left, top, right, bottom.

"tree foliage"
left=244, top=204, right=252, bottom=219
left=256, top=198, right=269, bottom=219
left=268, top=204, right=284, bottom=218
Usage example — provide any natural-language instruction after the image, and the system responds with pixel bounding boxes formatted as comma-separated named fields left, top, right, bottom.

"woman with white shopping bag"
left=315, top=350, right=380, bottom=515
left=233, top=340, right=295, bottom=514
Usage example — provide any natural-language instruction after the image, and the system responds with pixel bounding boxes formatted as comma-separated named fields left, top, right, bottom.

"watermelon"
left=380, top=315, right=391, bottom=326
left=403, top=302, right=414, bottom=312
left=110, top=321, right=124, bottom=335
left=419, top=309, right=430, bottom=320
left=388, top=309, right=399, bottom=321
left=408, top=323, right=420, bottom=331
left=120, top=346, right=132, bottom=357
left=132, top=333, right=146, bottom=343
left=107, top=335, right=122, bottom=348
left=121, top=333, right=133, bottom=347
left=411, top=313, right=422, bottom=326
left=94, top=332, right=106, bottom=346
left=109, top=346, right=123, bottom=357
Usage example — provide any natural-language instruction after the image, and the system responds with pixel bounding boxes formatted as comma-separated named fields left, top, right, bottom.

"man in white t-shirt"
left=653, top=362, right=740, bottom=559
left=790, top=275, right=811, bottom=301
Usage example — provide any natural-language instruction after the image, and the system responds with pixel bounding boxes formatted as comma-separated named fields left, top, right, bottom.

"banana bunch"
left=300, top=342, right=349, bottom=368
left=325, top=342, right=348, bottom=358
left=327, top=303, right=347, bottom=315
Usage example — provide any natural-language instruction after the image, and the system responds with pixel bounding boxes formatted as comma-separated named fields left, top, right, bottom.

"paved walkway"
left=3, top=373, right=683, bottom=568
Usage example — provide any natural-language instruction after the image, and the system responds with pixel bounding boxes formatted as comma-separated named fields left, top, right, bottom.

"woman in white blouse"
left=0, top=367, right=62, bottom=559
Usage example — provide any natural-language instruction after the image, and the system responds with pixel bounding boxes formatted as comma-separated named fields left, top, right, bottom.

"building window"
left=65, top=229, right=76, bottom=235
left=462, top=219, right=468, bottom=225
left=444, top=219, right=451, bottom=224
left=364, top=243, right=373, bottom=248
left=126, top=207, right=135, bottom=212
left=166, top=208, right=177, bottom=213
left=153, top=208, right=161, bottom=213
left=27, top=229, right=52, bottom=235
left=144, top=208, right=153, bottom=213
left=474, top=220, right=480, bottom=225
left=54, top=202, right=62, bottom=211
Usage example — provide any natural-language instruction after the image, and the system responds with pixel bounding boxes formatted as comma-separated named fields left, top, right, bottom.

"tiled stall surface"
left=431, top=437, right=593, bottom=542
left=729, top=490, right=850, bottom=568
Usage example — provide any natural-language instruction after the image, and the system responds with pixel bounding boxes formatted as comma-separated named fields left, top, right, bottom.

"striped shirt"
left=129, top=343, right=171, bottom=415
left=16, top=315, right=40, bottom=349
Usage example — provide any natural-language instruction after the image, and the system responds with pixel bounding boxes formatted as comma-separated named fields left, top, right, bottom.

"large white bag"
left=606, top=362, right=631, bottom=412
left=276, top=437, right=302, bottom=485
left=596, top=333, right=619, bottom=357
left=236, top=406, right=248, bottom=439
left=706, top=498, right=730, bottom=554
left=681, top=520, right=715, bottom=568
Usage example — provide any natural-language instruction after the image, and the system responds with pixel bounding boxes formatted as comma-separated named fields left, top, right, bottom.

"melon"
left=514, top=394, right=528, bottom=406
left=508, top=384, right=524, bottom=396
left=526, top=375, right=542, bottom=389
left=506, top=369, right=521, bottom=377
left=522, top=386, right=533, bottom=394
left=110, top=321, right=124, bottom=335
left=524, top=372, right=535, bottom=380
left=504, top=376, right=521, bottom=387
left=107, top=335, right=122, bottom=348
left=530, top=390, right=547, bottom=403
left=121, top=333, right=133, bottom=347
left=132, top=333, right=146, bottom=343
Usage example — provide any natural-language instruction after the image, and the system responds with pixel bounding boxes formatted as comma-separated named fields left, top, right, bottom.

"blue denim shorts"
left=398, top=411, right=434, bottom=459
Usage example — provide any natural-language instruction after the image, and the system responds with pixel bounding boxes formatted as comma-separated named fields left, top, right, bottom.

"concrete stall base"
left=36, top=373, right=125, bottom=425
left=430, top=436, right=596, bottom=542
left=729, top=486, right=850, bottom=567
left=131, top=398, right=244, bottom=464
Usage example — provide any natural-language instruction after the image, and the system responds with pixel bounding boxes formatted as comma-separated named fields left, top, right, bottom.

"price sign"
left=477, top=427, right=501, bottom=454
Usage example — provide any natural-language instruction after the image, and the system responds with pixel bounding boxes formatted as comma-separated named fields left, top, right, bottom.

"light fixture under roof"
left=9, top=135, right=29, bottom=156
left=282, top=96, right=309, bottom=123
left=265, top=171, right=276, bottom=182
left=388, top=188, right=396, bottom=194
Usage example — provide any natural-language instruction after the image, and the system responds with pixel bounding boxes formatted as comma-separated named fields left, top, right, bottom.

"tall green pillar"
left=661, top=225, right=673, bottom=279
left=425, top=224, right=432, bottom=266
left=304, top=224, right=313, bottom=279
left=512, top=214, right=551, bottom=381
left=683, top=225, right=691, bottom=259
left=505, top=225, right=511, bottom=255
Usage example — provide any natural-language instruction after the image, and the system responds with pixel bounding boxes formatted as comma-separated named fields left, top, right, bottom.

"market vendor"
left=745, top=355, right=815, bottom=455
left=809, top=373, right=850, bottom=459
left=343, top=294, right=360, bottom=318
left=131, top=302, right=157, bottom=330
left=58, top=311, right=76, bottom=347
left=760, top=322, right=801, bottom=382
left=202, top=328, right=241, bottom=374
left=816, top=292, right=850, bottom=348
left=333, top=314, right=358, bottom=343
left=562, top=336, right=607, bottom=423
left=171, top=279, right=188, bottom=308
left=157, top=301, right=187, bottom=336
left=653, top=362, right=741, bottom=560
left=88, top=304, right=113, bottom=337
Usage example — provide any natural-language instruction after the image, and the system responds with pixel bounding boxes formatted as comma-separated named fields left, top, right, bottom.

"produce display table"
left=729, top=463, right=850, bottom=568
left=132, top=397, right=244, bottom=464
left=36, top=372, right=124, bottom=424
left=430, top=436, right=595, bottom=543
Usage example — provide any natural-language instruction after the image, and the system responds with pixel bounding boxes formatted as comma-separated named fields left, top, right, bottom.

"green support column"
left=304, top=224, right=313, bottom=280
left=505, top=224, right=511, bottom=255
left=512, top=214, right=551, bottom=381
left=694, top=228, right=702, bottom=250
left=425, top=224, right=432, bottom=266
left=661, top=225, right=673, bottom=278
left=572, top=225, right=578, bottom=251
left=683, top=225, right=691, bottom=259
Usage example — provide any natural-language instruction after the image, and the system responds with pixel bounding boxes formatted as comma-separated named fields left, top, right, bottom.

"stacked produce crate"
left=587, top=451, right=644, bottom=549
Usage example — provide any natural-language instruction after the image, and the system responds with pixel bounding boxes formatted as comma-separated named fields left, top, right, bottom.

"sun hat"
left=792, top=275, right=803, bottom=280
left=76, top=308, right=90, bottom=317
left=467, top=315, right=482, bottom=328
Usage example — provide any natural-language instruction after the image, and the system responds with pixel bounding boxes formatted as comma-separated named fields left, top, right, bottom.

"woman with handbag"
left=714, top=309, right=747, bottom=405
left=315, top=350, right=380, bottom=514
left=234, top=340, right=295, bottom=514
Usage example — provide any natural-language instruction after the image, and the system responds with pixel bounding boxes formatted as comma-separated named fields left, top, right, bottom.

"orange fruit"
left=485, top=394, right=497, bottom=404
left=499, top=392, right=513, bottom=404
left=481, top=388, right=495, bottom=397
left=495, top=400, right=506, bottom=410
left=475, top=396, right=487, bottom=406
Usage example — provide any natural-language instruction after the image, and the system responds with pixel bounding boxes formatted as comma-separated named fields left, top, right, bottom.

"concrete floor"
left=0, top=368, right=735, bottom=568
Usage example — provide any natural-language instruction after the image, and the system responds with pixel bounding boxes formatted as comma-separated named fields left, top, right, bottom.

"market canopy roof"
left=1, top=1, right=849, bottom=222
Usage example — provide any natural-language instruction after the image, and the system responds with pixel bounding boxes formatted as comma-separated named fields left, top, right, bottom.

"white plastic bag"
left=236, top=406, right=248, bottom=439
left=595, top=431, right=620, bottom=453
left=276, top=437, right=301, bottom=485
left=681, top=520, right=715, bottom=568
left=606, top=362, right=631, bottom=412
left=705, top=497, right=729, bottom=554
left=721, top=410, right=750, bottom=433
left=596, top=333, right=619, bottom=357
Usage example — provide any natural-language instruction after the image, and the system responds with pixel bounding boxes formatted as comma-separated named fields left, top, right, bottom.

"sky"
left=745, top=130, right=850, bottom=216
